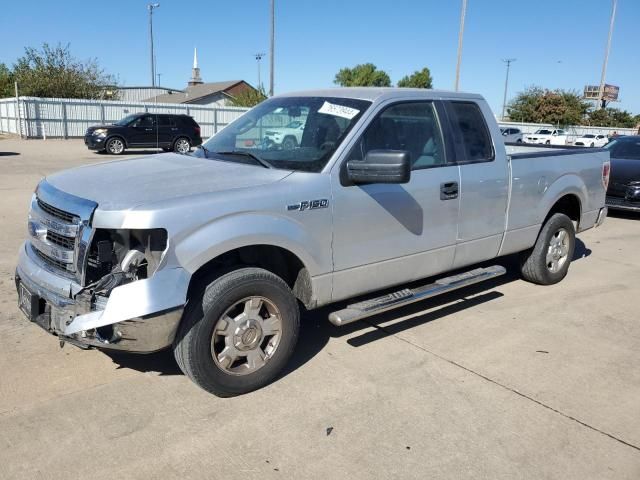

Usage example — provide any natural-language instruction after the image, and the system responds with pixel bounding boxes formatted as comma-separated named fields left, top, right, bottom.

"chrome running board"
left=328, top=265, right=506, bottom=326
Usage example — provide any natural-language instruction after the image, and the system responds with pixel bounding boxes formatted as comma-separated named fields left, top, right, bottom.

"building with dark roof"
left=143, top=48, right=257, bottom=107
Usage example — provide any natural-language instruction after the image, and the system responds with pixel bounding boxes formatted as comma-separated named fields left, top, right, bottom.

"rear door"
left=157, top=115, right=175, bottom=147
left=443, top=100, right=509, bottom=268
left=330, top=100, right=460, bottom=301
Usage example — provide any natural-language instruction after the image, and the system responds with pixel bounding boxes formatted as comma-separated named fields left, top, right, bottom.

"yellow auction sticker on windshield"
left=318, top=101, right=360, bottom=120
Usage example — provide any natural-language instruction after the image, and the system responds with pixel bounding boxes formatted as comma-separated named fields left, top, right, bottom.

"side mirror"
left=347, top=150, right=411, bottom=185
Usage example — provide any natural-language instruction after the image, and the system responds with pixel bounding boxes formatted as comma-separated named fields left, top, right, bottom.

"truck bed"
left=498, top=143, right=608, bottom=257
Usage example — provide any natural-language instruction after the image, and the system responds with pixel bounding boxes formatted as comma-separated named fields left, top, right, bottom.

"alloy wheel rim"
left=211, top=296, right=283, bottom=376
left=546, top=228, right=570, bottom=273
left=176, top=139, right=189, bottom=153
left=109, top=139, right=123, bottom=154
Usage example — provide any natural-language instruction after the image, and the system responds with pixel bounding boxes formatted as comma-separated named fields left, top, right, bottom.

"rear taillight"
left=602, top=162, right=610, bottom=190
left=195, top=126, right=201, bottom=136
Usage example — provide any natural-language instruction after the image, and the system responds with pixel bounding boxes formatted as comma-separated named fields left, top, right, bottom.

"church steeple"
left=189, top=47, right=203, bottom=86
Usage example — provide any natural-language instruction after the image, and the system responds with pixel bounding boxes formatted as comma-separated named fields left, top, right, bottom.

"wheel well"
left=545, top=194, right=581, bottom=224
left=106, top=135, right=127, bottom=147
left=187, top=245, right=313, bottom=308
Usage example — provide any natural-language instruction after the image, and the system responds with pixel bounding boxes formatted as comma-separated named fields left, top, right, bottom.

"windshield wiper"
left=214, top=150, right=273, bottom=169
left=197, top=145, right=211, bottom=158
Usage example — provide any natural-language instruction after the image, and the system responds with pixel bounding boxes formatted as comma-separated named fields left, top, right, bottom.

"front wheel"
left=173, top=268, right=300, bottom=396
left=106, top=137, right=125, bottom=155
left=520, top=213, right=575, bottom=285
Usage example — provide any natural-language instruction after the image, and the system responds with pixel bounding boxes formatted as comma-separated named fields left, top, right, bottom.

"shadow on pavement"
left=607, top=209, right=640, bottom=220
left=103, top=244, right=594, bottom=381
left=0, top=151, right=20, bottom=156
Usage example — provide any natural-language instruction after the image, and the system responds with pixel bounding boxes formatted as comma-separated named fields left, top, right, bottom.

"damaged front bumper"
left=15, top=242, right=189, bottom=353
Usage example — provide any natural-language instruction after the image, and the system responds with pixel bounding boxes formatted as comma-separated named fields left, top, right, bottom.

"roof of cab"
left=275, top=87, right=484, bottom=103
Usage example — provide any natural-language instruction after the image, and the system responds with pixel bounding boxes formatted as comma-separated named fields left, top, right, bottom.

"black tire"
left=282, top=136, right=297, bottom=151
left=106, top=137, right=125, bottom=155
left=545, top=140, right=551, bottom=145
left=173, top=137, right=191, bottom=154
left=520, top=213, right=575, bottom=285
left=173, top=267, right=300, bottom=397
left=590, top=142, right=595, bottom=148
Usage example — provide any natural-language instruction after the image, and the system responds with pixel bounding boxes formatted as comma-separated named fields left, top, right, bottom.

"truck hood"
left=45, top=153, right=292, bottom=211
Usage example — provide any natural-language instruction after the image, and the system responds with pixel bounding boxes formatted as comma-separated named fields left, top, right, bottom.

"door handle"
left=145, top=128, right=153, bottom=131
left=440, top=181, right=459, bottom=200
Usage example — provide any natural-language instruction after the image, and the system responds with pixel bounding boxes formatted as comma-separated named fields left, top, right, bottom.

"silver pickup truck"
left=15, top=88, right=609, bottom=396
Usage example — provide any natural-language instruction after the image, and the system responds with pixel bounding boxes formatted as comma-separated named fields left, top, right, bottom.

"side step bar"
left=328, top=265, right=506, bottom=326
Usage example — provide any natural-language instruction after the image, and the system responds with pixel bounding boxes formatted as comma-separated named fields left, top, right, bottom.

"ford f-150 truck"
left=15, top=88, right=609, bottom=396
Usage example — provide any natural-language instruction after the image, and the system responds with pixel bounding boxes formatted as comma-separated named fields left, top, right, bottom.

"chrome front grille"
left=45, top=230, right=76, bottom=250
left=28, top=181, right=97, bottom=283
left=37, top=198, right=78, bottom=223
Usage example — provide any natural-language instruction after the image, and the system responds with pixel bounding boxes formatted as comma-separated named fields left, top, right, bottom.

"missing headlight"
left=85, top=228, right=168, bottom=288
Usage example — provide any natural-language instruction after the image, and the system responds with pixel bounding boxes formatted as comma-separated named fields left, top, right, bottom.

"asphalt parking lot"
left=1, top=138, right=639, bottom=479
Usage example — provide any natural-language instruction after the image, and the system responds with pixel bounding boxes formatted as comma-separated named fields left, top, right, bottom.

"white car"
left=524, top=128, right=568, bottom=146
left=574, top=134, right=608, bottom=148
left=263, top=120, right=305, bottom=150
left=500, top=127, right=523, bottom=143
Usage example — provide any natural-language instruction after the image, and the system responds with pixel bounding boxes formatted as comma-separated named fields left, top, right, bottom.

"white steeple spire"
left=189, top=46, right=203, bottom=86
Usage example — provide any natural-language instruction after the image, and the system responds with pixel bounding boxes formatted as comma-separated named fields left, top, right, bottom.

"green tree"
left=397, top=67, right=433, bottom=89
left=0, top=63, right=14, bottom=98
left=507, top=86, right=589, bottom=125
left=10, top=43, right=115, bottom=99
left=230, top=85, right=267, bottom=107
left=587, top=107, right=637, bottom=128
left=334, top=63, right=391, bottom=87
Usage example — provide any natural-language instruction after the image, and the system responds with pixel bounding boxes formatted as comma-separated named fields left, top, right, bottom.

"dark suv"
left=84, top=113, right=202, bottom=155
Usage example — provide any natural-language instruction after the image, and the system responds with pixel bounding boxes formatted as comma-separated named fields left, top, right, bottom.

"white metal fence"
left=0, top=96, right=250, bottom=139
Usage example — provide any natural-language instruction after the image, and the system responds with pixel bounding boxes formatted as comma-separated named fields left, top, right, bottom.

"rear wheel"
left=282, top=136, right=297, bottom=151
left=106, top=137, right=125, bottom=155
left=174, top=137, right=191, bottom=154
left=520, top=213, right=575, bottom=285
left=173, top=267, right=300, bottom=397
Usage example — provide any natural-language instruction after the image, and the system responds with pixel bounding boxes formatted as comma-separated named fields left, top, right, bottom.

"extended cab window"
left=447, top=101, right=494, bottom=162
left=347, top=101, right=445, bottom=170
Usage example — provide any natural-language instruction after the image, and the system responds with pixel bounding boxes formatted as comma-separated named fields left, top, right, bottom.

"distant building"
left=107, top=86, right=184, bottom=102
left=143, top=48, right=257, bottom=107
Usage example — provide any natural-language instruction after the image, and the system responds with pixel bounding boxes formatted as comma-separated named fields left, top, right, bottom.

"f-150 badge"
left=287, top=199, right=329, bottom=211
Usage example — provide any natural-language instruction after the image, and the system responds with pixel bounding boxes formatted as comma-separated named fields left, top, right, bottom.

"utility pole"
left=269, top=0, right=275, bottom=96
left=598, top=0, right=617, bottom=109
left=501, top=58, right=516, bottom=121
left=454, top=0, right=468, bottom=91
left=156, top=73, right=162, bottom=87
left=148, top=3, right=160, bottom=87
left=254, top=53, right=266, bottom=90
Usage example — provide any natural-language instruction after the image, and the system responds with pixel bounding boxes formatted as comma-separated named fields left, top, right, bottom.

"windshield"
left=535, top=129, right=552, bottom=135
left=193, top=96, right=371, bottom=172
left=583, top=134, right=595, bottom=138
left=114, top=114, right=139, bottom=126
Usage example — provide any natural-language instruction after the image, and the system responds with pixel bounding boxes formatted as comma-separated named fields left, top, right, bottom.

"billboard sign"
left=583, top=84, right=619, bottom=101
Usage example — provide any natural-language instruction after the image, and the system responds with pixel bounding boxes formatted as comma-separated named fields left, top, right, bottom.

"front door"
left=330, top=100, right=460, bottom=302
left=129, top=115, right=157, bottom=146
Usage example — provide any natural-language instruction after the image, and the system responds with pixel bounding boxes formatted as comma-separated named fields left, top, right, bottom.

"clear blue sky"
left=1, top=0, right=638, bottom=115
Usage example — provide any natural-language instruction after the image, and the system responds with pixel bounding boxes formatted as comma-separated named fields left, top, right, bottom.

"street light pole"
left=254, top=53, right=266, bottom=90
left=454, top=0, right=467, bottom=91
left=269, top=0, right=275, bottom=96
left=501, top=58, right=516, bottom=121
left=148, top=3, right=160, bottom=87
left=598, top=0, right=617, bottom=109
